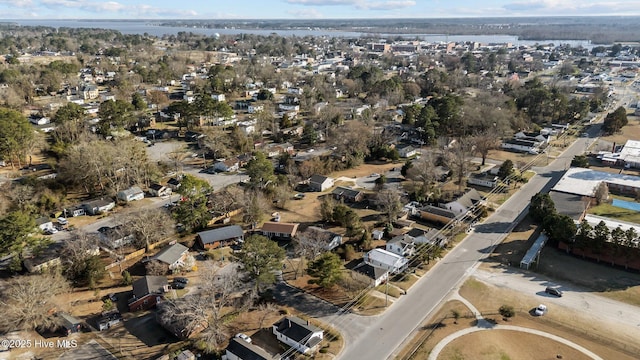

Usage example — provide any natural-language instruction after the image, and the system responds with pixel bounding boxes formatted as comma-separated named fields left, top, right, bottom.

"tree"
left=61, top=230, right=104, bottom=287
left=529, top=193, right=555, bottom=223
left=173, top=174, right=213, bottom=232
left=241, top=189, right=269, bottom=227
left=302, top=124, right=319, bottom=145
left=374, top=174, right=387, bottom=191
left=571, top=155, right=590, bottom=168
left=246, top=151, right=275, bottom=188
left=497, top=159, right=514, bottom=180
left=256, top=89, right=273, bottom=101
left=0, top=211, right=48, bottom=271
left=97, top=99, right=134, bottom=135
left=319, top=196, right=336, bottom=223
left=447, top=139, right=472, bottom=191
left=377, top=188, right=403, bottom=226
left=0, top=272, right=70, bottom=332
left=131, top=92, right=147, bottom=111
left=307, top=252, right=343, bottom=289
left=602, top=106, right=628, bottom=135
left=0, top=107, right=34, bottom=168
left=234, top=234, right=285, bottom=291
left=499, top=304, right=515, bottom=319
left=146, top=260, right=168, bottom=275
left=543, top=213, right=577, bottom=245
left=473, top=130, right=500, bottom=166
left=123, top=208, right=175, bottom=250
left=594, top=182, right=609, bottom=205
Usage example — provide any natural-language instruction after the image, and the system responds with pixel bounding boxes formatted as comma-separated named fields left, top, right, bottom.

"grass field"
left=588, top=195, right=640, bottom=223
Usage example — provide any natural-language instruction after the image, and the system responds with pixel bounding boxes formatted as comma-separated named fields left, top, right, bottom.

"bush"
left=499, top=304, right=515, bottom=318
left=121, top=270, right=132, bottom=285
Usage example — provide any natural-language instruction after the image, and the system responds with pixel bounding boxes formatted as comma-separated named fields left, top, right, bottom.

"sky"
left=1, top=0, right=640, bottom=19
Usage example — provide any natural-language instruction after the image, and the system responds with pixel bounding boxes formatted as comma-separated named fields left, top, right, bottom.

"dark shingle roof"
left=226, top=338, right=279, bottom=360
left=549, top=190, right=587, bottom=221
left=197, top=225, right=244, bottom=245
left=132, top=275, right=168, bottom=298
left=331, top=186, right=362, bottom=199
left=274, top=316, right=322, bottom=346
left=420, top=205, right=457, bottom=219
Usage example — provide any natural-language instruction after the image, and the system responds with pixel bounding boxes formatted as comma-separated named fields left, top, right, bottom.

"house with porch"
left=213, top=158, right=240, bottom=173
left=150, top=243, right=189, bottom=271
left=82, top=198, right=116, bottom=215
left=331, top=186, right=364, bottom=203
left=272, top=316, right=323, bottom=355
left=149, top=183, right=172, bottom=197
left=364, top=248, right=409, bottom=274
left=117, top=186, right=145, bottom=202
left=386, top=234, right=416, bottom=257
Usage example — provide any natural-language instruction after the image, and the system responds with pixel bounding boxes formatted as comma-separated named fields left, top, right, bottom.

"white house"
left=248, top=104, right=264, bottom=114
left=467, top=173, right=500, bottom=188
left=272, top=316, right=323, bottom=355
left=117, top=186, right=145, bottom=202
left=149, top=184, right=172, bottom=197
left=213, top=159, right=240, bottom=173
left=211, top=93, right=225, bottom=102
left=397, top=145, right=418, bottom=158
left=237, top=120, right=256, bottom=135
left=150, top=243, right=189, bottom=271
left=35, top=216, right=54, bottom=231
left=364, top=248, right=408, bottom=274
left=501, top=139, right=541, bottom=154
left=305, top=226, right=343, bottom=251
left=386, top=234, right=416, bottom=257
left=308, top=175, right=334, bottom=192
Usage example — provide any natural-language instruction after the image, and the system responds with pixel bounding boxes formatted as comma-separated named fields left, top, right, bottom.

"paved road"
left=336, top=130, right=596, bottom=359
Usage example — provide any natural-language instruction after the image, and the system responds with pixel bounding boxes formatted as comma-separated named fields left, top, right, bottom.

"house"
left=443, top=189, right=484, bottom=215
left=196, top=225, right=244, bottom=249
left=397, top=144, right=418, bottom=158
left=81, top=84, right=99, bottom=100
left=64, top=206, right=86, bottom=217
left=211, top=93, right=225, bottom=102
left=467, top=172, right=500, bottom=188
left=418, top=205, right=457, bottom=224
left=308, top=175, right=334, bottom=192
left=24, top=243, right=63, bottom=273
left=272, top=316, right=323, bottom=355
left=354, top=263, right=389, bottom=286
left=213, top=158, right=240, bottom=173
left=35, top=216, right=54, bottom=231
left=99, top=225, right=135, bottom=249
left=167, top=177, right=181, bottom=191
left=331, top=186, right=364, bottom=203
left=29, top=116, right=50, bottom=125
left=305, top=226, right=343, bottom=251
left=372, top=229, right=384, bottom=240
left=128, top=275, right=169, bottom=312
left=82, top=198, right=116, bottom=216
left=149, top=184, right=172, bottom=197
left=260, top=222, right=299, bottom=239
left=386, top=234, right=416, bottom=257
left=225, top=338, right=281, bottom=360
left=363, top=248, right=409, bottom=274
left=500, top=139, right=541, bottom=154
left=57, top=313, right=84, bottom=335
left=514, top=131, right=550, bottom=144
left=117, top=186, right=145, bottom=202
left=151, top=243, right=189, bottom=271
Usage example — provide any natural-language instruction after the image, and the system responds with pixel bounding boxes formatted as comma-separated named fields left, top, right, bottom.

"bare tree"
left=376, top=188, right=403, bottom=226
left=291, top=228, right=330, bottom=279
left=407, top=152, right=439, bottom=195
left=200, top=127, right=231, bottom=160
left=0, top=272, right=70, bottom=332
left=472, top=130, right=500, bottom=166
left=124, top=208, right=175, bottom=250
left=145, top=260, right=168, bottom=275
left=447, top=139, right=473, bottom=191
left=595, top=182, right=609, bottom=205
left=241, top=189, right=269, bottom=227
left=165, top=145, right=190, bottom=174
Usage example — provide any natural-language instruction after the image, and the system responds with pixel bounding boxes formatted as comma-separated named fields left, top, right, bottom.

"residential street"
left=334, top=127, right=602, bottom=360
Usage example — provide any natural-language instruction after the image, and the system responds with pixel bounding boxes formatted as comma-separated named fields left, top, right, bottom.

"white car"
left=235, top=333, right=251, bottom=343
left=534, top=304, right=547, bottom=316
left=57, top=217, right=68, bottom=225
left=45, top=227, right=59, bottom=235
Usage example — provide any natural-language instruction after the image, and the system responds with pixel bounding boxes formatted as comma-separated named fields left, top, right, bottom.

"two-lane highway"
left=336, top=134, right=595, bottom=360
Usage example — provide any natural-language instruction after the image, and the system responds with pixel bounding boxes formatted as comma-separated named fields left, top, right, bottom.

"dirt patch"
left=439, top=330, right=591, bottom=360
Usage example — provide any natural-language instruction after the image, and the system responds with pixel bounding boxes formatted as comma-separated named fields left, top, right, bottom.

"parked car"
left=105, top=293, right=118, bottom=302
left=174, top=277, right=189, bottom=284
left=172, top=281, right=186, bottom=289
left=235, top=333, right=252, bottom=343
left=545, top=287, right=563, bottom=297
left=57, top=217, right=68, bottom=225
left=44, top=227, right=58, bottom=235
left=534, top=304, right=547, bottom=316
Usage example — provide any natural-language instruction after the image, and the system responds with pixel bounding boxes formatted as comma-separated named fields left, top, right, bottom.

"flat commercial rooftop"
left=552, top=167, right=640, bottom=197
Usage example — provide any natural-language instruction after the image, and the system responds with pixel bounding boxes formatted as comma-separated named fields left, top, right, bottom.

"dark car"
left=172, top=281, right=186, bottom=290
left=545, top=287, right=563, bottom=297
left=174, top=277, right=189, bottom=284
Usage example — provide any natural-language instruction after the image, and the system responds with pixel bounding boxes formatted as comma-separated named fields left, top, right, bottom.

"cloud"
left=287, top=8, right=323, bottom=18
left=502, top=0, right=640, bottom=14
left=37, top=0, right=198, bottom=17
left=0, top=0, right=33, bottom=7
left=285, top=0, right=416, bottom=10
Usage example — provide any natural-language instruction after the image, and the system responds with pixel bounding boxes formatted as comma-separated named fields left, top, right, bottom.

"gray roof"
left=309, top=174, right=330, bottom=184
left=406, top=228, right=427, bottom=238
left=331, top=186, right=362, bottom=199
left=132, top=275, right=168, bottom=299
left=274, top=316, right=322, bottom=347
left=197, top=225, right=244, bottom=245
left=355, top=263, right=388, bottom=281
left=451, top=188, right=483, bottom=210
left=549, top=191, right=587, bottom=221
left=58, top=312, right=82, bottom=329
left=83, top=198, right=114, bottom=209
left=226, top=338, right=280, bottom=360
left=119, top=186, right=144, bottom=197
left=35, top=216, right=52, bottom=226
left=153, top=243, right=189, bottom=265
left=421, top=204, right=457, bottom=219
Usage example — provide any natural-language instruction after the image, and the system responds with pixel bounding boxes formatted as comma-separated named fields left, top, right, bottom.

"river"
left=6, top=19, right=593, bottom=48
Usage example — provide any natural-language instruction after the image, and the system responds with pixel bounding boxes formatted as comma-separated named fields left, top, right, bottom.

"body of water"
left=6, top=19, right=593, bottom=48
